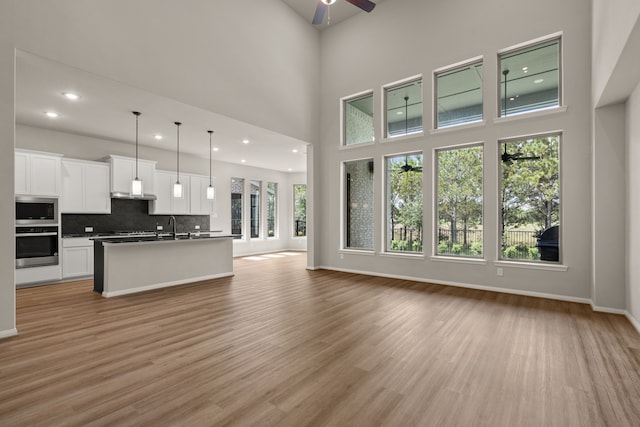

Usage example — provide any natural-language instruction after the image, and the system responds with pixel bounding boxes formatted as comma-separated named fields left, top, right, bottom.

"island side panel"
left=102, top=238, right=233, bottom=297
left=93, top=241, right=105, bottom=293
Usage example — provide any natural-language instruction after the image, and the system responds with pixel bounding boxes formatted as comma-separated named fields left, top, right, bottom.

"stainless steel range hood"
left=110, top=192, right=157, bottom=201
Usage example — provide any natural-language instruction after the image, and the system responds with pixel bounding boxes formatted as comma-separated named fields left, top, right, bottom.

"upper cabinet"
left=150, top=170, right=190, bottom=215
left=190, top=175, right=215, bottom=215
left=15, top=150, right=62, bottom=196
left=61, top=159, right=110, bottom=214
left=107, top=155, right=156, bottom=196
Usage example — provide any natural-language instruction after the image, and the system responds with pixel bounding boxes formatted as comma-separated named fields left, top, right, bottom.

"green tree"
left=389, top=155, right=423, bottom=251
left=437, top=146, right=483, bottom=247
left=294, top=184, right=306, bottom=236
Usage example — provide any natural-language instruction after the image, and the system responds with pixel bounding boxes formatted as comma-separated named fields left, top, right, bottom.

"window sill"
left=493, top=260, right=568, bottom=272
left=340, top=249, right=376, bottom=256
left=430, top=255, right=487, bottom=265
left=493, top=105, right=567, bottom=124
left=380, top=251, right=425, bottom=260
left=292, top=236, right=307, bottom=239
left=381, top=131, right=425, bottom=144
left=339, top=141, right=376, bottom=150
left=430, top=120, right=486, bottom=135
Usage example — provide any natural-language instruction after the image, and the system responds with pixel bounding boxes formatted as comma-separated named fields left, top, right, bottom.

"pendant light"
left=173, top=121, right=183, bottom=198
left=207, top=130, right=215, bottom=200
left=131, top=111, right=143, bottom=197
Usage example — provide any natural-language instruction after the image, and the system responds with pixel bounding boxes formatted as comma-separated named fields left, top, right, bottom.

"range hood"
left=110, top=192, right=157, bottom=201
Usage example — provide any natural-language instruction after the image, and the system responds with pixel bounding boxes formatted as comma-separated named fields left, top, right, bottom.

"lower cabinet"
left=62, top=238, right=94, bottom=278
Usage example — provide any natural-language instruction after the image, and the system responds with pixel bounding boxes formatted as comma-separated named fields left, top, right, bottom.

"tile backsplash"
left=61, top=199, right=210, bottom=235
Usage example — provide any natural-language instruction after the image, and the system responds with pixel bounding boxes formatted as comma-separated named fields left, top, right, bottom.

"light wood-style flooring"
left=1, top=251, right=640, bottom=426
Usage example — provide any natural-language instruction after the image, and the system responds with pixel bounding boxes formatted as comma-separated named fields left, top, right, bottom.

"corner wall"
left=627, top=82, right=640, bottom=328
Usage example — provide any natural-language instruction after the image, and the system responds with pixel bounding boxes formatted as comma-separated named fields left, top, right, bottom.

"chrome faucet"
left=169, top=216, right=177, bottom=239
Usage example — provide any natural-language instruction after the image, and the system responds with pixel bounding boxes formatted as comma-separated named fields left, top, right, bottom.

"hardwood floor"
left=2, top=251, right=640, bottom=426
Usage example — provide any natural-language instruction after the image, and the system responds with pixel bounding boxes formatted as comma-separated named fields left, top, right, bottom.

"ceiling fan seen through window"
left=312, top=0, right=376, bottom=25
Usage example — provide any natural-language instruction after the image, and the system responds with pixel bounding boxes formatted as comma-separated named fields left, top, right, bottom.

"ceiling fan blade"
left=513, top=156, right=541, bottom=161
left=345, top=0, right=376, bottom=13
left=312, top=2, right=327, bottom=25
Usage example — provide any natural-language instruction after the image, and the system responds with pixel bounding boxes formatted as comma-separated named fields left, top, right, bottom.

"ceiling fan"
left=400, top=156, right=422, bottom=173
left=501, top=145, right=541, bottom=164
left=312, top=0, right=376, bottom=25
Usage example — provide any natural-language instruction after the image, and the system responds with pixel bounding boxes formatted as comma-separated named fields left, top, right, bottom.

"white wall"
left=16, top=125, right=306, bottom=256
left=316, top=0, right=594, bottom=302
left=0, top=4, right=16, bottom=338
left=627, top=82, right=640, bottom=326
left=592, top=0, right=640, bottom=106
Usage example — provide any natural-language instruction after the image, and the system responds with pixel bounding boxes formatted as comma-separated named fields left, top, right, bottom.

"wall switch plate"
left=195, top=225, right=200, bottom=230
left=157, top=225, right=163, bottom=231
left=497, top=267, right=503, bottom=276
left=85, top=226, right=93, bottom=233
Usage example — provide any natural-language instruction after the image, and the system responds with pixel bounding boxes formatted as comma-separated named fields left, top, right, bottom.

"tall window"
left=293, top=184, right=307, bottom=237
left=436, top=145, right=484, bottom=257
left=435, top=60, right=483, bottom=129
left=500, top=134, right=560, bottom=262
left=384, top=78, right=423, bottom=138
left=344, top=159, right=374, bottom=250
left=267, top=182, right=277, bottom=238
left=250, top=180, right=261, bottom=238
left=499, top=37, right=561, bottom=117
left=385, top=153, right=423, bottom=253
left=343, top=91, right=374, bottom=146
left=231, top=178, right=244, bottom=239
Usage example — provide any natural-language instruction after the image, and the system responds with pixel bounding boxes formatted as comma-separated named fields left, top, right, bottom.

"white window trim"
left=433, top=56, right=484, bottom=131
left=381, top=131, right=425, bottom=145
left=380, top=251, right=425, bottom=260
left=430, top=255, right=487, bottom=265
left=493, top=260, right=568, bottom=272
left=430, top=120, right=486, bottom=135
left=340, top=89, right=375, bottom=148
left=493, top=105, right=567, bottom=125
left=382, top=74, right=423, bottom=140
left=339, top=249, right=376, bottom=256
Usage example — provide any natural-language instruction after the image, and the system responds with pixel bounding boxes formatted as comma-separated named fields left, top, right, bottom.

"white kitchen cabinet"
left=61, top=159, right=110, bottom=213
left=15, top=150, right=62, bottom=196
left=107, top=155, right=156, bottom=196
left=149, top=170, right=190, bottom=215
left=62, top=237, right=94, bottom=278
left=189, top=175, right=215, bottom=215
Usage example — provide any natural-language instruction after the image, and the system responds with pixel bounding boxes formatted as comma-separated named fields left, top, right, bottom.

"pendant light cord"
left=133, top=111, right=141, bottom=179
left=208, top=130, right=213, bottom=186
left=175, top=122, right=181, bottom=183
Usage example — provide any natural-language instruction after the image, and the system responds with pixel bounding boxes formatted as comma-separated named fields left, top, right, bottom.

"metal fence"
left=295, top=220, right=306, bottom=237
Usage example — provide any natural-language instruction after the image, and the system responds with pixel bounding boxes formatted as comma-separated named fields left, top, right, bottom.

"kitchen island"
left=92, top=232, right=235, bottom=297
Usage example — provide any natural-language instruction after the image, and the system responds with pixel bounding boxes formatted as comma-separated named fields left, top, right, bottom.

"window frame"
left=497, top=33, right=563, bottom=119
left=249, top=180, right=261, bottom=239
left=383, top=151, right=425, bottom=256
left=433, top=56, right=484, bottom=130
left=497, top=131, right=562, bottom=264
left=433, top=142, right=485, bottom=259
left=341, top=157, right=376, bottom=252
left=341, top=89, right=375, bottom=148
left=266, top=182, right=277, bottom=239
left=382, top=75, right=424, bottom=141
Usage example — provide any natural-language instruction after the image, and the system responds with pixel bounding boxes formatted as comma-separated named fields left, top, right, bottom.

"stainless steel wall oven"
left=15, top=226, right=59, bottom=268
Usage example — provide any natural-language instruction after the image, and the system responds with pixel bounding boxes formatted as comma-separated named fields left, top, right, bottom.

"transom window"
left=343, top=91, right=374, bottom=146
left=435, top=60, right=483, bottom=129
left=384, top=78, right=423, bottom=138
left=499, top=37, right=561, bottom=117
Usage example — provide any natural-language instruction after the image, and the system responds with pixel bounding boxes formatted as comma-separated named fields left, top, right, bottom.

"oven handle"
left=16, top=232, right=58, bottom=237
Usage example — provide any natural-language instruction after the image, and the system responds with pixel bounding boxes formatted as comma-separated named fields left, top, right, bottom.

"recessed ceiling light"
left=212, top=147, right=220, bottom=152
left=510, top=97, right=515, bottom=101
left=396, top=111, right=404, bottom=115
left=522, top=67, right=528, bottom=73
left=62, top=92, right=80, bottom=100
left=241, top=159, right=246, bottom=163
left=292, top=149, right=299, bottom=153
left=288, top=168, right=293, bottom=172
left=534, top=79, right=544, bottom=84
left=242, top=139, right=250, bottom=144
left=153, top=134, right=163, bottom=140
left=45, top=111, right=59, bottom=118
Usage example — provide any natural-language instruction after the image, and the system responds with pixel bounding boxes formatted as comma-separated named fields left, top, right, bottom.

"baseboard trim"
left=590, top=303, right=626, bottom=315
left=0, top=328, right=18, bottom=340
left=234, top=248, right=307, bottom=258
left=626, top=312, right=640, bottom=335
left=315, top=265, right=592, bottom=305
left=102, top=272, right=235, bottom=298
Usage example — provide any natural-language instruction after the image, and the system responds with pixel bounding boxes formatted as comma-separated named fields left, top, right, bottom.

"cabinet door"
left=15, top=152, right=29, bottom=195
left=173, top=174, right=190, bottom=214
left=138, top=161, right=156, bottom=196
left=84, top=163, right=110, bottom=213
left=110, top=157, right=135, bottom=194
left=30, top=154, right=61, bottom=196
left=61, top=160, right=84, bottom=213
left=190, top=175, right=214, bottom=215
left=62, top=246, right=93, bottom=278
left=150, top=171, right=173, bottom=214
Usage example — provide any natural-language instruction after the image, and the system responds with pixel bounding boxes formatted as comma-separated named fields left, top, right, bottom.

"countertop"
left=90, top=231, right=236, bottom=244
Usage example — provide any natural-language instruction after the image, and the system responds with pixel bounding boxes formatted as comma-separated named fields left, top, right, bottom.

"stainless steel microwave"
left=15, top=196, right=58, bottom=225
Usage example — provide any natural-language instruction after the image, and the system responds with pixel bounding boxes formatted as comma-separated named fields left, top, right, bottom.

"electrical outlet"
left=497, top=267, right=503, bottom=277
left=84, top=226, right=93, bottom=233
left=195, top=225, right=200, bottom=230
left=157, top=225, right=163, bottom=231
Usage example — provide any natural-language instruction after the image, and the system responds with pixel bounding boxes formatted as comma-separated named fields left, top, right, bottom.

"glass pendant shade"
left=173, top=182, right=183, bottom=198
left=207, top=185, right=215, bottom=200
left=131, top=178, right=143, bottom=196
